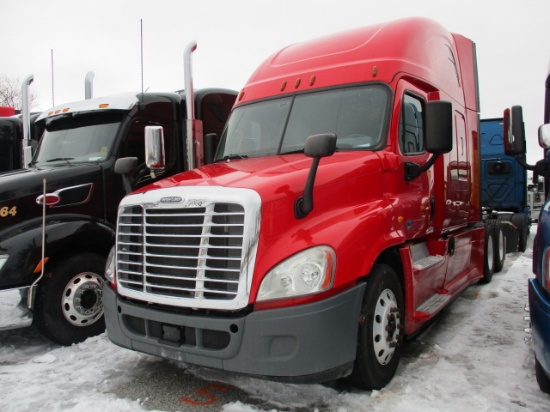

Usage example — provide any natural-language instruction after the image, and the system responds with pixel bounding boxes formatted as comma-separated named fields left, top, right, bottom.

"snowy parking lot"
left=1, top=234, right=549, bottom=412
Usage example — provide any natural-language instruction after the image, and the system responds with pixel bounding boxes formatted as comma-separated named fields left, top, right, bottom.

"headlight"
left=257, top=246, right=335, bottom=302
left=105, top=246, right=116, bottom=287
left=0, top=254, right=8, bottom=271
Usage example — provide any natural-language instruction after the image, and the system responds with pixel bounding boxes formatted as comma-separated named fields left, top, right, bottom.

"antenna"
left=50, top=49, right=55, bottom=106
left=141, top=19, right=144, bottom=97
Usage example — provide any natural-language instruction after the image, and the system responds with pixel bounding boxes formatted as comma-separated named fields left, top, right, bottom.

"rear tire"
left=33, top=252, right=106, bottom=345
left=492, top=221, right=506, bottom=273
left=481, top=224, right=494, bottom=283
left=511, top=213, right=528, bottom=252
left=350, top=264, right=404, bottom=390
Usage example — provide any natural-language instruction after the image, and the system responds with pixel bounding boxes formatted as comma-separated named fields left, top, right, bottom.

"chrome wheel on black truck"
left=33, top=252, right=106, bottom=345
left=350, top=264, right=404, bottom=390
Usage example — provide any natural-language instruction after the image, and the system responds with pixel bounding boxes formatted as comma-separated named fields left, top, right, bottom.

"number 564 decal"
left=0, top=206, right=17, bottom=217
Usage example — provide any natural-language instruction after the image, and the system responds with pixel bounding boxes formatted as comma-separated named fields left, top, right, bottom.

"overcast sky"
left=3, top=0, right=550, bottom=163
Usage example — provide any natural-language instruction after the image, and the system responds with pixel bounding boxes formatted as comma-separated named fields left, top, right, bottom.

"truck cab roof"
left=37, top=92, right=142, bottom=122
left=238, top=17, right=478, bottom=112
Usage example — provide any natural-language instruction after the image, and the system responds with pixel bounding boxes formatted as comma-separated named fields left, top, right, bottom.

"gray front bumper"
left=104, top=282, right=365, bottom=382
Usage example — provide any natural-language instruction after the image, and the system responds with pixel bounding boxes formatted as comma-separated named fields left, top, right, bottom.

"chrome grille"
left=116, top=198, right=250, bottom=307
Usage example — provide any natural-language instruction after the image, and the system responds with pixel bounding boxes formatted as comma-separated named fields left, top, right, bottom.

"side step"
left=414, top=292, right=451, bottom=321
left=413, top=255, right=445, bottom=270
left=407, top=242, right=450, bottom=322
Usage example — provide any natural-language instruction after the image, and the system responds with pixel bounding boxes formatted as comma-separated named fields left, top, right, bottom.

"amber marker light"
left=33, top=257, right=50, bottom=274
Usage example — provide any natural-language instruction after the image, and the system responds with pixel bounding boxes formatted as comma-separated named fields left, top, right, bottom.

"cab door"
left=392, top=81, right=434, bottom=241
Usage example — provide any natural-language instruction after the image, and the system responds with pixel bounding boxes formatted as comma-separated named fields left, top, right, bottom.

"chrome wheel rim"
left=62, top=272, right=104, bottom=326
left=372, top=288, right=401, bottom=365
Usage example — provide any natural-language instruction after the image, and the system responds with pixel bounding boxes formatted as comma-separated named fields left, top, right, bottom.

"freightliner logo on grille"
left=160, top=196, right=183, bottom=203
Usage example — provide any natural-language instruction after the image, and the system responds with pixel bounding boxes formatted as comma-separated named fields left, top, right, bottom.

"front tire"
left=33, top=252, right=106, bottom=345
left=350, top=264, right=404, bottom=390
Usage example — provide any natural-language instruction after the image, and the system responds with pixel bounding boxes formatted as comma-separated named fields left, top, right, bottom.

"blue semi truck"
left=503, top=68, right=550, bottom=394
left=480, top=118, right=531, bottom=256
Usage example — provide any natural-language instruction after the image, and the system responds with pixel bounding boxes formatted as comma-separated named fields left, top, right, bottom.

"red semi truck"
left=104, top=18, right=498, bottom=389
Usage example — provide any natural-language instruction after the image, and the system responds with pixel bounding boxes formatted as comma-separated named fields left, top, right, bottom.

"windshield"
left=33, top=111, right=125, bottom=165
left=215, top=85, right=389, bottom=161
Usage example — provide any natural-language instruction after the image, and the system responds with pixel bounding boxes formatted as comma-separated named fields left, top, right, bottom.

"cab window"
left=399, top=94, right=425, bottom=155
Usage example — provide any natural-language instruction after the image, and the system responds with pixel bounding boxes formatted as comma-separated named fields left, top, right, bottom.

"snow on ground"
left=1, top=236, right=550, bottom=412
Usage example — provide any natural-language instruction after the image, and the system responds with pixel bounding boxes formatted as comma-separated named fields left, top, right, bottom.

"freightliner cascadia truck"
left=504, top=70, right=550, bottom=394
left=104, top=18, right=503, bottom=389
left=0, top=44, right=236, bottom=345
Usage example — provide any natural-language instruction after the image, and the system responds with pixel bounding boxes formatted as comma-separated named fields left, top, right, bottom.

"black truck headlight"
left=0, top=254, right=8, bottom=271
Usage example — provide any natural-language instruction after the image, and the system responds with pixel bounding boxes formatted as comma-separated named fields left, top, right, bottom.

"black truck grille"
left=116, top=203, right=245, bottom=302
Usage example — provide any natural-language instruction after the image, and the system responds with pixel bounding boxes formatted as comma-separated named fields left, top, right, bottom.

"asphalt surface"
left=109, top=358, right=277, bottom=411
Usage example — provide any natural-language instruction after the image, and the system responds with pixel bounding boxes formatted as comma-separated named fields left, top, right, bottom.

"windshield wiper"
left=216, top=154, right=249, bottom=162
left=280, top=149, right=304, bottom=155
left=45, top=157, right=74, bottom=164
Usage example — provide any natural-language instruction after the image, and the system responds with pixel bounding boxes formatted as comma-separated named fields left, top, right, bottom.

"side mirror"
left=295, top=133, right=337, bottom=219
left=114, top=157, right=138, bottom=175
left=538, top=124, right=550, bottom=149
left=424, top=100, right=453, bottom=154
left=145, top=125, right=166, bottom=170
left=304, top=132, right=337, bottom=158
left=114, top=157, right=138, bottom=194
left=204, top=133, right=217, bottom=165
left=503, top=105, right=526, bottom=155
left=404, top=101, right=452, bottom=181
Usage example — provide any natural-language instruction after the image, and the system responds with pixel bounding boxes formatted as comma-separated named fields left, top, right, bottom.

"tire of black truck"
left=33, top=252, right=106, bottom=346
left=350, top=264, right=404, bottom=390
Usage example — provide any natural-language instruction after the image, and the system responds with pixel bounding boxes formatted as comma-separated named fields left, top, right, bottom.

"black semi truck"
left=0, top=44, right=236, bottom=345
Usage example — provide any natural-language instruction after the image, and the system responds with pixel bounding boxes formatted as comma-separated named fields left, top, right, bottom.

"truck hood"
left=0, top=163, right=103, bottom=231
left=135, top=151, right=387, bottom=204
left=0, top=164, right=102, bottom=194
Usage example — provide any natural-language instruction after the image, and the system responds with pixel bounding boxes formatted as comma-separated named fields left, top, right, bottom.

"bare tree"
left=0, top=74, right=38, bottom=110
